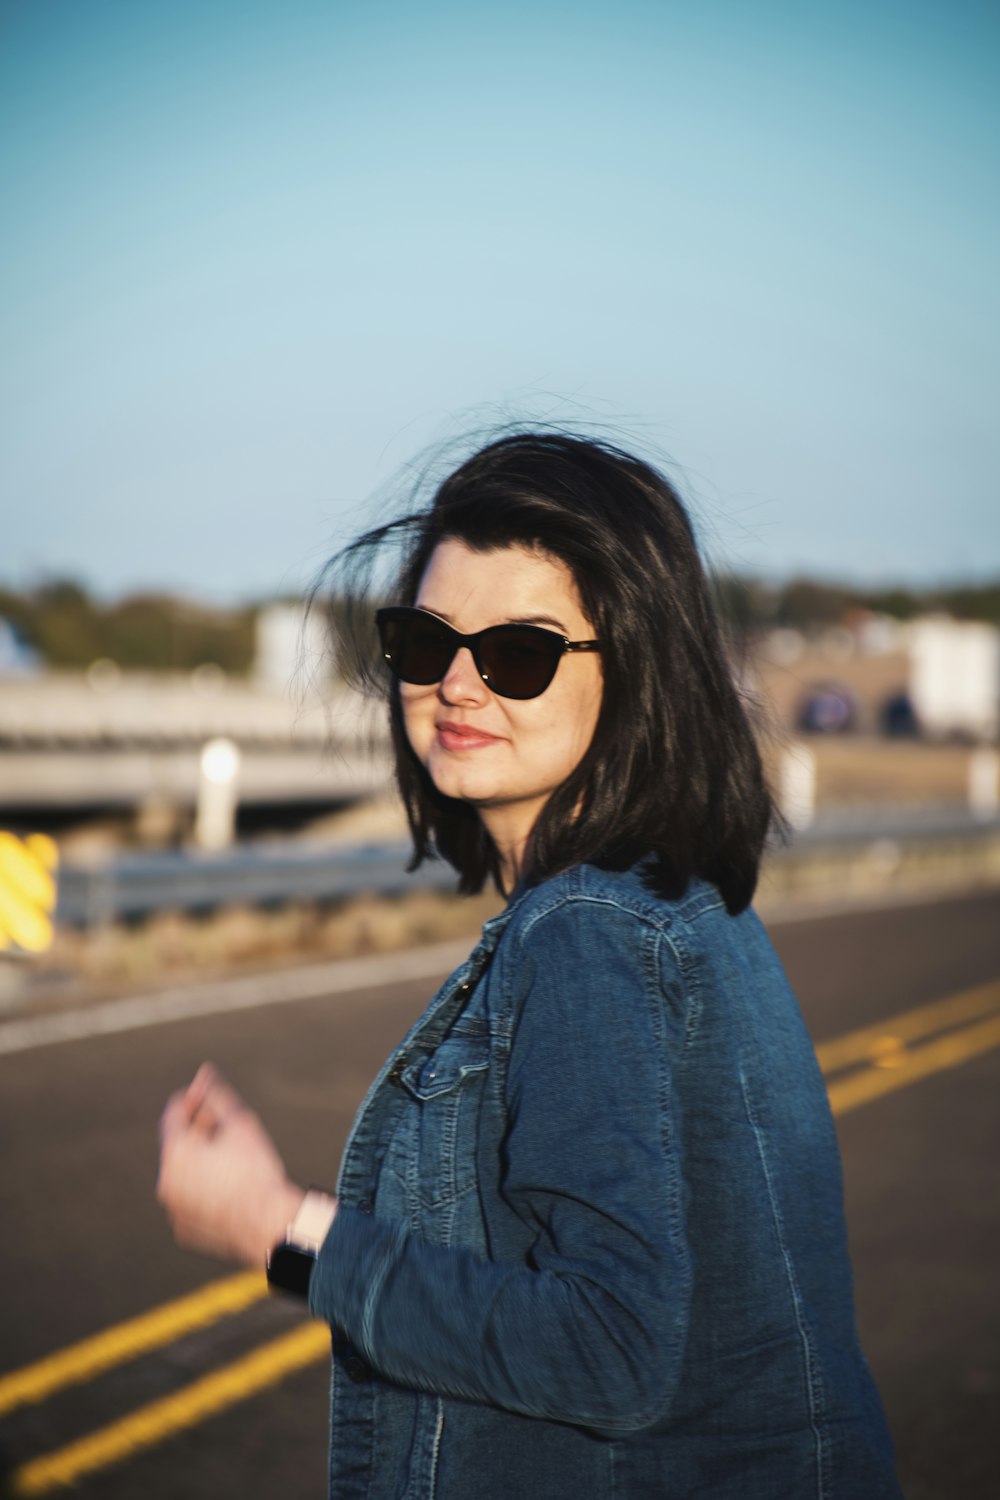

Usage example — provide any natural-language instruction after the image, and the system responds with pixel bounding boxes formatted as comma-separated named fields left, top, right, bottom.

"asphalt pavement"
left=0, top=886, right=997, bottom=1500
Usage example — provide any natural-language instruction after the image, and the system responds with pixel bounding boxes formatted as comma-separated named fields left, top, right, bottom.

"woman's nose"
left=439, top=646, right=488, bottom=702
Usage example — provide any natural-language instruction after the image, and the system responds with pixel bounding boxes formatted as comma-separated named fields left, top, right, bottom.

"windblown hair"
left=322, top=431, right=775, bottom=915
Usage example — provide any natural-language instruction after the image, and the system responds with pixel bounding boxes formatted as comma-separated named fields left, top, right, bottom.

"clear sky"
left=2, top=0, right=998, bottom=602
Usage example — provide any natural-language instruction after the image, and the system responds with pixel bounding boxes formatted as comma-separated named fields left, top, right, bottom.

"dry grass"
left=30, top=885, right=504, bottom=1004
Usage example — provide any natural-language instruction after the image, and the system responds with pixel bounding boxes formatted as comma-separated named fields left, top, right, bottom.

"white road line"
left=0, top=939, right=474, bottom=1056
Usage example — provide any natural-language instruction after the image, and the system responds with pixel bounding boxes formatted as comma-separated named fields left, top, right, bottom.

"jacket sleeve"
left=308, top=897, right=693, bottom=1432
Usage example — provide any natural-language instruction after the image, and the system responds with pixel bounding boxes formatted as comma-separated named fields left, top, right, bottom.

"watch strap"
left=266, top=1241, right=317, bottom=1298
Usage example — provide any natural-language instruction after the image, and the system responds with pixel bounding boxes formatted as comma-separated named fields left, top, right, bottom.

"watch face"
left=267, top=1243, right=316, bottom=1299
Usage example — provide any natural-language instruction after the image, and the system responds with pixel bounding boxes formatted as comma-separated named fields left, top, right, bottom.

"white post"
left=195, top=738, right=241, bottom=850
left=968, top=747, right=1000, bottom=820
left=780, top=744, right=816, bottom=832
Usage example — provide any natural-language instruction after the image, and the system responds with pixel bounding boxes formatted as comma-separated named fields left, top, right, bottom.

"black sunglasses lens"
left=480, top=627, right=561, bottom=699
left=381, top=613, right=454, bottom=685
left=378, top=612, right=564, bottom=699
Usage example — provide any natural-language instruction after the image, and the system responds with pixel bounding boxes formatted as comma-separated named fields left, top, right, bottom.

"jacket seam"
left=657, top=924, right=702, bottom=1055
left=645, top=926, right=694, bottom=1421
left=515, top=888, right=670, bottom=947
left=740, top=1069, right=830, bottom=1500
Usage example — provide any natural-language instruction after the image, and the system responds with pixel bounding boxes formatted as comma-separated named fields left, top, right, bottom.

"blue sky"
left=2, top=0, right=998, bottom=601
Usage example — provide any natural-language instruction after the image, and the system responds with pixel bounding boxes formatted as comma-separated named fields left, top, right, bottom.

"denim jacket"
left=310, top=862, right=900, bottom=1499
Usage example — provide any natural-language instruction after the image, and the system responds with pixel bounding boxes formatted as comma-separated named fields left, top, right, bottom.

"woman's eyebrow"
left=508, top=614, right=570, bottom=631
left=416, top=606, right=570, bottom=633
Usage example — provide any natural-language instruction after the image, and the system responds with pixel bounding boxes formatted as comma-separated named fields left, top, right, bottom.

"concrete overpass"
left=0, top=671, right=392, bottom=815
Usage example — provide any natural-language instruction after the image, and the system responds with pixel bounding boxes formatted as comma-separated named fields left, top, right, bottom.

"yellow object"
left=0, top=832, right=59, bottom=953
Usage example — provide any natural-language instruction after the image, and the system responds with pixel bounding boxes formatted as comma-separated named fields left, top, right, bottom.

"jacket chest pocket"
left=396, top=1033, right=491, bottom=1214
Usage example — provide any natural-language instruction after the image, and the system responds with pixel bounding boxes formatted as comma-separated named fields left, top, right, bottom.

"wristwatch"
left=266, top=1189, right=336, bottom=1299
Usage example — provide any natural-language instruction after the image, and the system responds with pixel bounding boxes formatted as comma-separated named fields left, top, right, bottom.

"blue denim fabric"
left=310, top=862, right=901, bottom=1499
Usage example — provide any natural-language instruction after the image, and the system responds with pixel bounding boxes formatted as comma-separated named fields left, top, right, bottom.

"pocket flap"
left=401, top=1037, right=490, bottom=1101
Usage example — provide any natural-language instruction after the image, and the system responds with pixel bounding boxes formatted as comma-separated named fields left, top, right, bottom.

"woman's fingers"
left=159, top=1065, right=248, bottom=1148
left=192, top=1073, right=245, bottom=1131
left=185, top=1062, right=218, bottom=1109
left=159, top=1090, right=191, bottom=1143
left=164, top=1063, right=246, bottom=1137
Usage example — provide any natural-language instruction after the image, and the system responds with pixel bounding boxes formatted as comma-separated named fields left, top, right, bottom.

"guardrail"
left=51, top=808, right=1000, bottom=928
left=54, top=843, right=454, bottom=927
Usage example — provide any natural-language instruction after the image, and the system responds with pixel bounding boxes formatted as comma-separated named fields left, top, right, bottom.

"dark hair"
left=324, top=431, right=775, bottom=915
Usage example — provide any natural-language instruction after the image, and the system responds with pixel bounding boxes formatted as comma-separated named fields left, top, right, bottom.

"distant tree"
left=104, top=595, right=256, bottom=672
left=932, top=583, right=1000, bottom=624
left=712, top=574, right=777, bottom=634
left=863, top=587, right=920, bottom=620
left=775, top=579, right=857, bottom=630
left=0, top=586, right=34, bottom=634
left=27, top=578, right=103, bottom=666
left=0, top=580, right=257, bottom=672
left=34, top=578, right=91, bottom=610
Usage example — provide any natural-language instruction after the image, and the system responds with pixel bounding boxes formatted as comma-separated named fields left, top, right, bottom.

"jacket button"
left=344, top=1354, right=373, bottom=1383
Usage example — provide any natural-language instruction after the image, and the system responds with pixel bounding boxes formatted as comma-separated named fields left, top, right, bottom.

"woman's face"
left=400, top=538, right=603, bottom=861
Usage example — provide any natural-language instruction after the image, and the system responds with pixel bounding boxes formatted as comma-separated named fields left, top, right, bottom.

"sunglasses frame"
left=375, top=606, right=601, bottom=700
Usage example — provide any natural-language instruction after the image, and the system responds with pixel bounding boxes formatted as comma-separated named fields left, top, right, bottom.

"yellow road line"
left=827, top=1011, right=1000, bottom=1116
left=9, top=1321, right=330, bottom=1496
left=0, top=1271, right=266, bottom=1417
left=815, top=978, right=1000, bottom=1076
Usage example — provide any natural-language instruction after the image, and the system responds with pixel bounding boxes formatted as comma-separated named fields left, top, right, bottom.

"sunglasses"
left=375, top=606, right=601, bottom=701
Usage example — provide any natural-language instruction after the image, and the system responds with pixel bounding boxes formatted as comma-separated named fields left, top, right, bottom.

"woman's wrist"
left=262, top=1181, right=313, bottom=1257
left=268, top=1185, right=337, bottom=1256
left=285, top=1189, right=338, bottom=1249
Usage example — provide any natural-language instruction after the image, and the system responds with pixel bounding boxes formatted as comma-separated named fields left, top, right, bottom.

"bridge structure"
left=0, top=672, right=392, bottom=821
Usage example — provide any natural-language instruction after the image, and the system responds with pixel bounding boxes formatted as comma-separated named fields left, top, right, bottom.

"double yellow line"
left=817, top=976, right=1000, bottom=1114
left=1, top=1274, right=328, bottom=1496
left=4, top=976, right=1000, bottom=1495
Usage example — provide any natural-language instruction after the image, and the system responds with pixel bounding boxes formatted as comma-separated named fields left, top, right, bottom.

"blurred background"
left=1, top=2, right=998, bottom=1498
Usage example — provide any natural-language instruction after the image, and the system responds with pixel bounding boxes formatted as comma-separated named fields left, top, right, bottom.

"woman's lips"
left=435, top=721, right=503, bottom=752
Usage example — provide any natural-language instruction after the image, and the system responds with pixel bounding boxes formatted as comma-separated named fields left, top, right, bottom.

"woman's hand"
left=157, top=1063, right=305, bottom=1268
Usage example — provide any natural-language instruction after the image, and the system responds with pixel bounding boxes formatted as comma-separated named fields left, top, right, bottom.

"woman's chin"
left=428, top=768, right=497, bottom=806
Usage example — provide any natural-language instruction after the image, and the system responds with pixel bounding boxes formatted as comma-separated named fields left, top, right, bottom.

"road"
left=1, top=888, right=997, bottom=1499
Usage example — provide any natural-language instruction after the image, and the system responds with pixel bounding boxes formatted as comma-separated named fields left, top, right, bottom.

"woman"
left=158, top=432, right=901, bottom=1498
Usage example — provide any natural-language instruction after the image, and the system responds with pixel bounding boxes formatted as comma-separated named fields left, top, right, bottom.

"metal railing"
left=51, top=808, right=1000, bottom=928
